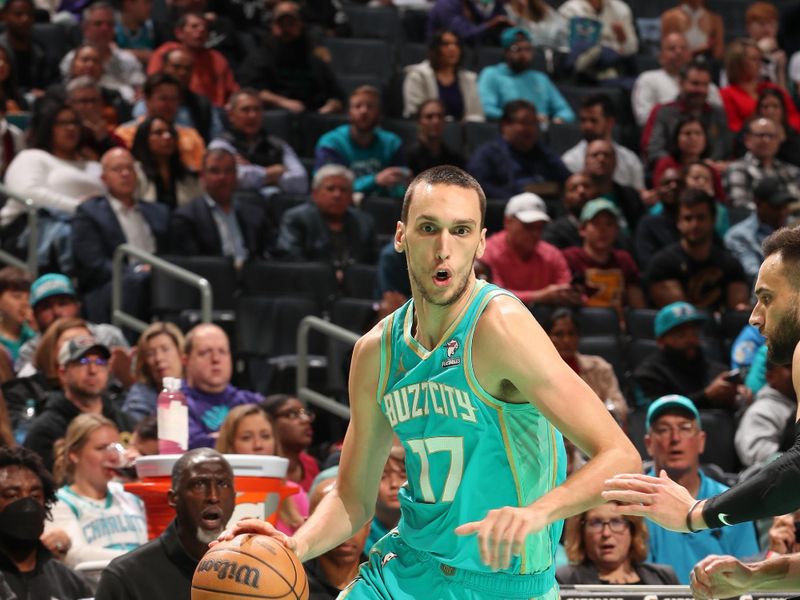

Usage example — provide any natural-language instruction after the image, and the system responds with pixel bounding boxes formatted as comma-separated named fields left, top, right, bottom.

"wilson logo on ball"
left=197, top=558, right=261, bottom=589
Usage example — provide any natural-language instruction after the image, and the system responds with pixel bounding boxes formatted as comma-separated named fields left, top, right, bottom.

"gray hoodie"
left=735, top=384, right=796, bottom=467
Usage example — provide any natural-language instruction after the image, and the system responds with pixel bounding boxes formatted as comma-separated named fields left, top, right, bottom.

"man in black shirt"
left=95, top=448, right=236, bottom=600
left=633, top=166, right=682, bottom=267
left=542, top=172, right=596, bottom=249
left=407, top=99, right=465, bottom=176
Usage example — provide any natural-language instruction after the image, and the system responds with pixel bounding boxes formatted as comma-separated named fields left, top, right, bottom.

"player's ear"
left=475, top=227, right=487, bottom=259
left=394, top=221, right=405, bottom=253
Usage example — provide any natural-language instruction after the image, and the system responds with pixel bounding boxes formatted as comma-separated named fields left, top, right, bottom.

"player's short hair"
left=763, top=226, right=800, bottom=289
left=401, top=165, right=486, bottom=229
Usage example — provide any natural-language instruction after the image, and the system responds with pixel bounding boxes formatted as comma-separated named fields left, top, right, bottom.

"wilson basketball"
left=192, top=534, right=309, bottom=600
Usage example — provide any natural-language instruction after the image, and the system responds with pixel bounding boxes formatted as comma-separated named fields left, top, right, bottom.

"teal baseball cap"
left=654, top=301, right=706, bottom=338
left=579, top=198, right=621, bottom=224
left=501, top=27, right=532, bottom=49
left=30, top=273, right=76, bottom=308
left=646, top=394, right=701, bottom=429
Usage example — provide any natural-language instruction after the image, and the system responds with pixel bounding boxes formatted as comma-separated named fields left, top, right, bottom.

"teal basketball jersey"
left=377, top=280, right=567, bottom=576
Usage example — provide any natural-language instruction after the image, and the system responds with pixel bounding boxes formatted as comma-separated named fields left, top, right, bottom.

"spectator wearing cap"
left=561, top=199, right=644, bottom=314
left=478, top=192, right=579, bottom=306
left=632, top=302, right=744, bottom=410
left=0, top=266, right=34, bottom=364
left=15, top=273, right=129, bottom=381
left=644, top=189, right=749, bottom=311
left=23, top=336, right=135, bottom=470
left=467, top=99, right=571, bottom=199
left=724, top=177, right=792, bottom=281
left=477, top=27, right=575, bottom=123
left=643, top=395, right=759, bottom=584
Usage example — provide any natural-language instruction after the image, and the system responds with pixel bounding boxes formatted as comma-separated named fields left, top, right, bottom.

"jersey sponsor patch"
left=442, top=338, right=461, bottom=368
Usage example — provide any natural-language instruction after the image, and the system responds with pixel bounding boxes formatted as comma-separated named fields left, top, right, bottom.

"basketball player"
left=602, top=226, right=800, bottom=596
left=217, top=166, right=641, bottom=599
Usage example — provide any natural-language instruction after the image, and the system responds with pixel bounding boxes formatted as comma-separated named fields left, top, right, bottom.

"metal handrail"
left=0, top=184, right=38, bottom=276
left=296, top=316, right=359, bottom=420
left=111, top=244, right=213, bottom=333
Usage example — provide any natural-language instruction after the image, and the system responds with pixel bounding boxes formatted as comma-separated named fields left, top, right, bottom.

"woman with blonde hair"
left=122, top=321, right=185, bottom=423
left=46, top=413, right=147, bottom=567
left=556, top=503, right=678, bottom=585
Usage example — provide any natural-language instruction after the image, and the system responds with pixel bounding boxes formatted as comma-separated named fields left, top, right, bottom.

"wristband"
left=686, top=499, right=703, bottom=533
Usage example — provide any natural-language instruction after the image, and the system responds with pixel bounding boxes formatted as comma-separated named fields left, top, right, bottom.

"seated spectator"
left=720, top=39, right=800, bottom=134
left=642, top=60, right=732, bottom=166
left=131, top=116, right=201, bottom=209
left=584, top=140, right=643, bottom=232
left=63, top=77, right=129, bottom=160
left=680, top=160, right=730, bottom=240
left=133, top=47, right=222, bottom=142
left=737, top=87, right=800, bottom=167
left=262, top=394, right=320, bottom=492
left=562, top=199, right=644, bottom=314
left=209, top=89, right=307, bottom=197
left=634, top=167, right=683, bottom=267
left=478, top=28, right=574, bottom=124
left=115, top=73, right=206, bottom=172
left=735, top=361, right=796, bottom=468
left=59, top=3, right=145, bottom=104
left=632, top=32, right=721, bottom=127
left=183, top=323, right=262, bottom=449
left=72, top=147, right=170, bottom=323
left=642, top=395, right=759, bottom=583
left=277, top=164, right=376, bottom=269
left=660, top=0, right=724, bottom=61
left=129, top=414, right=158, bottom=457
left=0, top=98, right=25, bottom=177
left=304, top=472, right=371, bottom=598
left=115, top=0, right=158, bottom=67
left=558, top=0, right=638, bottom=84
left=744, top=2, right=786, bottom=90
left=0, top=101, right=105, bottom=273
left=0, top=46, right=27, bottom=113
left=633, top=303, right=741, bottom=409
left=0, top=267, right=34, bottom=363
left=407, top=99, right=466, bottom=175
left=169, top=148, right=275, bottom=263
left=403, top=29, right=483, bottom=122
left=123, top=321, right=185, bottom=423
left=0, top=446, right=93, bottom=600
left=562, top=93, right=643, bottom=190
left=365, top=445, right=405, bottom=552
left=543, top=307, right=628, bottom=425
left=557, top=504, right=678, bottom=585
left=543, top=173, right=597, bottom=249
left=23, top=335, right=135, bottom=470
left=147, top=12, right=238, bottom=107
left=15, top=274, right=129, bottom=379
left=237, top=1, right=343, bottom=115
left=94, top=449, right=236, bottom=600
left=0, top=0, right=53, bottom=96
left=645, top=190, right=749, bottom=311
left=652, top=116, right=724, bottom=198
left=479, top=192, right=578, bottom=306
left=315, top=86, right=409, bottom=199
left=467, top=100, right=570, bottom=199
left=426, top=0, right=510, bottom=45
left=724, top=176, right=790, bottom=281
left=723, top=117, right=800, bottom=209
left=504, top=0, right=568, bottom=51
left=48, top=413, right=147, bottom=567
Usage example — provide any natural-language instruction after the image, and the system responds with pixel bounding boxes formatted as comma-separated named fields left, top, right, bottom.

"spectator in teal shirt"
left=314, top=86, right=410, bottom=199
left=0, top=267, right=35, bottom=363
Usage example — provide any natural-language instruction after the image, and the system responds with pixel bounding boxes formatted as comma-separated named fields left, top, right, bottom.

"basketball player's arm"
left=691, top=553, right=800, bottom=599
left=291, top=325, right=395, bottom=561
left=455, top=296, right=641, bottom=570
left=603, top=340, right=800, bottom=532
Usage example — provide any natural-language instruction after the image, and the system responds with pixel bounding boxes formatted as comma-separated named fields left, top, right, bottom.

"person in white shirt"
left=558, top=0, right=638, bottom=57
left=632, top=32, right=722, bottom=127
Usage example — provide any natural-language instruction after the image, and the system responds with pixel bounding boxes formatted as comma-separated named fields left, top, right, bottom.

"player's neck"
left=411, top=278, right=475, bottom=349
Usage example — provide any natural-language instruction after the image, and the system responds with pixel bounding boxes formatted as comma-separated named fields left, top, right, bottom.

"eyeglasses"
left=275, top=408, right=315, bottom=422
left=650, top=423, right=697, bottom=439
left=749, top=131, right=778, bottom=140
left=75, top=356, right=109, bottom=367
left=583, top=517, right=629, bottom=533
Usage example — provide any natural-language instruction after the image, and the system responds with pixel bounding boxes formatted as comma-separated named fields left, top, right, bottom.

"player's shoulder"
left=475, top=292, right=532, bottom=339
left=352, top=318, right=389, bottom=372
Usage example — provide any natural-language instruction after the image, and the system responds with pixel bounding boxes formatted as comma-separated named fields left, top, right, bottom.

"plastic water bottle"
left=157, top=377, right=188, bottom=454
left=13, top=399, right=36, bottom=445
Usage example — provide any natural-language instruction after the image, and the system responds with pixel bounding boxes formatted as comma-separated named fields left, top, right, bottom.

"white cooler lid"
left=135, top=454, right=288, bottom=478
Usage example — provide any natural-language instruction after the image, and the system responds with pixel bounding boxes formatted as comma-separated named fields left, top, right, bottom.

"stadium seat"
left=397, top=42, right=428, bottom=70
left=578, top=336, right=626, bottom=384
left=33, top=22, right=80, bottom=66
left=150, top=255, right=238, bottom=315
left=241, top=260, right=339, bottom=311
left=625, top=308, right=658, bottom=340
left=464, top=121, right=498, bottom=155
left=268, top=193, right=310, bottom=226
left=331, top=297, right=377, bottom=335
left=297, top=113, right=349, bottom=158
left=343, top=5, right=401, bottom=41
left=720, top=310, right=752, bottom=347
left=575, top=307, right=621, bottom=338
left=342, top=263, right=378, bottom=300
left=261, top=110, right=293, bottom=144
left=484, top=198, right=508, bottom=234
left=544, top=122, right=583, bottom=156
left=383, top=118, right=419, bottom=148
left=360, top=196, right=403, bottom=235
left=401, top=9, right=430, bottom=43
left=323, top=38, right=395, bottom=80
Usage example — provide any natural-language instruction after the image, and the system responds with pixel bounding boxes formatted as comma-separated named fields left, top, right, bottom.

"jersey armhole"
left=376, top=313, right=394, bottom=406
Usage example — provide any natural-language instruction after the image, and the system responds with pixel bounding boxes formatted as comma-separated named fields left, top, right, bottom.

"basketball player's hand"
left=211, top=518, right=306, bottom=560
left=602, top=470, right=698, bottom=532
left=690, top=555, right=752, bottom=599
left=454, top=506, right=546, bottom=571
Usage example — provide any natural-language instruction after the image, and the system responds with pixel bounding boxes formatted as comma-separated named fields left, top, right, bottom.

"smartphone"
left=725, top=369, right=742, bottom=384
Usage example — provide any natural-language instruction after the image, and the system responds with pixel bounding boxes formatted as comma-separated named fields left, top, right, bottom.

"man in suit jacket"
left=72, top=148, right=169, bottom=323
left=169, top=148, right=275, bottom=263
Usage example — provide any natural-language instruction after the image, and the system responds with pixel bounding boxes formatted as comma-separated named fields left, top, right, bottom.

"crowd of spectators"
left=1, top=0, right=800, bottom=597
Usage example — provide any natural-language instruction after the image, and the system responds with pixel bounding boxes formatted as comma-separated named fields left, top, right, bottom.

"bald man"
left=72, top=148, right=170, bottom=323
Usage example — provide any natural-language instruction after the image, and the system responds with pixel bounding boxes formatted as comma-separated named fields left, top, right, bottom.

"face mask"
left=0, top=497, right=45, bottom=542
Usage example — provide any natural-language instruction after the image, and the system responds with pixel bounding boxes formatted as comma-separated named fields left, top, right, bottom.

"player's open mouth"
left=200, top=507, right=223, bottom=530
left=433, top=269, right=451, bottom=287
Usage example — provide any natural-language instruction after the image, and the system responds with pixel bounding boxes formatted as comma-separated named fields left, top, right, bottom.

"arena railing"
left=111, top=243, right=212, bottom=334
left=296, top=315, right=357, bottom=420
left=0, top=184, right=38, bottom=276
left=559, top=585, right=793, bottom=599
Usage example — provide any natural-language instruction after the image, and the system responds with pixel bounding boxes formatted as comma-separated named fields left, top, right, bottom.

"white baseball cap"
left=504, top=193, right=550, bottom=224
